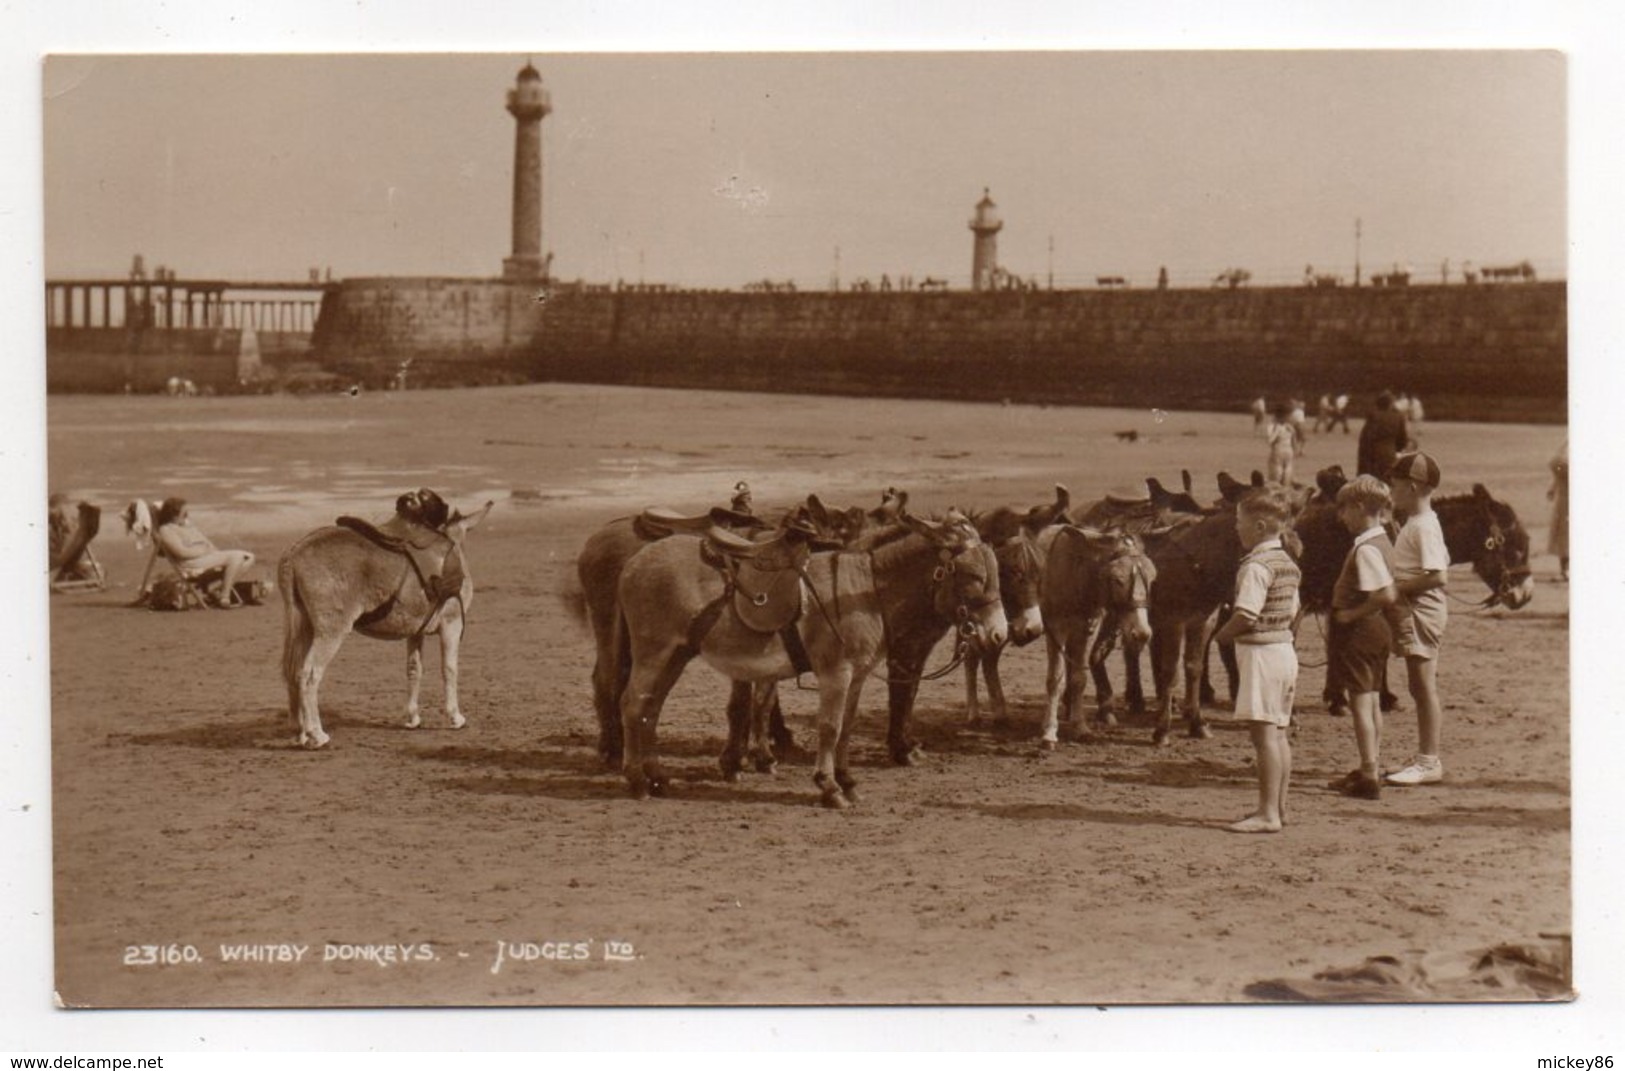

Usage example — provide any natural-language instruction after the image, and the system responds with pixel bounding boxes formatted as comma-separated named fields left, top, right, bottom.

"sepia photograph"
left=7, top=3, right=1620, bottom=1053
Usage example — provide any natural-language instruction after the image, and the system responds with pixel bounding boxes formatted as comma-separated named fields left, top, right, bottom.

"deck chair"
left=149, top=542, right=241, bottom=610
left=49, top=501, right=107, bottom=593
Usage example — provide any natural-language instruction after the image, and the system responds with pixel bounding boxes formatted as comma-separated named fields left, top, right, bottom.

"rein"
left=869, top=545, right=992, bottom=685
left=789, top=549, right=975, bottom=692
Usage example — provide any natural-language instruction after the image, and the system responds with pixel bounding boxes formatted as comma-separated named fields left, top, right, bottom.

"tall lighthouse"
left=968, top=188, right=1003, bottom=291
left=503, top=61, right=552, bottom=280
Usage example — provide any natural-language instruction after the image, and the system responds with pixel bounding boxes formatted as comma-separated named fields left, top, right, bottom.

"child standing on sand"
left=1385, top=452, right=1450, bottom=786
left=1214, top=485, right=1302, bottom=833
left=1326, top=475, right=1399, bottom=801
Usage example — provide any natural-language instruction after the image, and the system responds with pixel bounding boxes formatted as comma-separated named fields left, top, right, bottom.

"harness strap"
left=687, top=591, right=730, bottom=652
left=780, top=623, right=814, bottom=676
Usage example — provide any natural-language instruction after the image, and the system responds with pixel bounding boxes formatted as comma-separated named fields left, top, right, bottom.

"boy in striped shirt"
left=1214, top=486, right=1302, bottom=833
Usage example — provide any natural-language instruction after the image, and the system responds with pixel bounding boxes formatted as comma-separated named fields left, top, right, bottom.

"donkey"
left=278, top=490, right=493, bottom=748
left=1038, top=528, right=1158, bottom=748
left=1136, top=474, right=1273, bottom=745
left=1066, top=473, right=1215, bottom=719
left=571, top=491, right=876, bottom=769
left=1295, top=467, right=1535, bottom=613
left=616, top=511, right=1007, bottom=808
left=962, top=485, right=1073, bottom=725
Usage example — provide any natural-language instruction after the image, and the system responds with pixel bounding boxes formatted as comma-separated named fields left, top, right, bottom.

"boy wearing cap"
left=1386, top=452, right=1450, bottom=785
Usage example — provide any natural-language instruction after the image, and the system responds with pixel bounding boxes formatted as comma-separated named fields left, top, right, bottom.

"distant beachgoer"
left=1287, top=398, right=1308, bottom=456
left=143, top=497, right=256, bottom=609
left=1266, top=403, right=1296, bottom=486
left=1330, top=393, right=1351, bottom=434
left=1548, top=439, right=1568, bottom=581
left=1357, top=392, right=1410, bottom=479
left=1250, top=396, right=1268, bottom=436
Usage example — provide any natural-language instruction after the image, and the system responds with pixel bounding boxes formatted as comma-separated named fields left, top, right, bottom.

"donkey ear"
left=902, top=511, right=950, bottom=547
left=1182, top=469, right=1194, bottom=495
left=1053, top=483, right=1070, bottom=511
left=448, top=500, right=495, bottom=535
left=1217, top=472, right=1245, bottom=503
left=1472, top=483, right=1492, bottom=502
left=806, top=494, right=831, bottom=529
left=1251, top=470, right=1266, bottom=487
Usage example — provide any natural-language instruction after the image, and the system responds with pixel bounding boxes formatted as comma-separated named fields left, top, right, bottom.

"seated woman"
left=142, top=497, right=255, bottom=608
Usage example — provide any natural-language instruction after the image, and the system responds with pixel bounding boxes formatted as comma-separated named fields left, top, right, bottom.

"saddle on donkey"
left=336, top=488, right=467, bottom=606
left=697, top=509, right=823, bottom=673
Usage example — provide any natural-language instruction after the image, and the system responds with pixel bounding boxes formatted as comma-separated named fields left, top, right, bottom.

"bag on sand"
left=143, top=576, right=272, bottom=611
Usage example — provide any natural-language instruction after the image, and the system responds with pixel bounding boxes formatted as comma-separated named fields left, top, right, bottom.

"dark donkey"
left=962, top=485, right=1074, bottom=725
left=1291, top=465, right=1533, bottom=711
left=1296, top=465, right=1536, bottom=613
left=616, top=510, right=1008, bottom=808
left=1039, top=527, right=1158, bottom=747
left=1139, top=472, right=1274, bottom=745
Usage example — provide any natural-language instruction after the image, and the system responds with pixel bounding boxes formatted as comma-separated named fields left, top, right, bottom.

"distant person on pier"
left=1356, top=391, right=1410, bottom=480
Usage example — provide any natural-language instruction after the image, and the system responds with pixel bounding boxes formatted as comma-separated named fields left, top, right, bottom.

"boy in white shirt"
left=1386, top=452, right=1450, bottom=785
left=1327, top=476, right=1400, bottom=800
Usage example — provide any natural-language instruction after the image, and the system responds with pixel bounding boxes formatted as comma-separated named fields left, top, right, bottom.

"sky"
left=41, top=50, right=1565, bottom=291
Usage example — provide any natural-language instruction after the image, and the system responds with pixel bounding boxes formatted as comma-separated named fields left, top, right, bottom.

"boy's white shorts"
left=1230, top=642, right=1298, bottom=727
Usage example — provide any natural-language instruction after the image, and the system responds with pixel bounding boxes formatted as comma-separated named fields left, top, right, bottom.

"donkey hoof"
left=1151, top=731, right=1172, bottom=748
left=1096, top=711, right=1119, bottom=728
left=449, top=713, right=467, bottom=731
left=625, top=779, right=649, bottom=800
left=404, top=714, right=422, bottom=730
left=820, top=789, right=850, bottom=810
left=841, top=786, right=860, bottom=805
left=1041, top=738, right=1058, bottom=752
left=1188, top=724, right=1213, bottom=740
left=722, top=768, right=742, bottom=784
left=890, top=747, right=918, bottom=767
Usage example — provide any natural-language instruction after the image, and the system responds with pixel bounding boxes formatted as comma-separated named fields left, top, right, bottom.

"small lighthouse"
left=968, top=188, right=1003, bottom=291
left=503, top=61, right=552, bottom=280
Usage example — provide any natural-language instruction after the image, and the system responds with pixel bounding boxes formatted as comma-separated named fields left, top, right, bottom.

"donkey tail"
left=278, top=554, right=313, bottom=712
left=560, top=580, right=590, bottom=633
